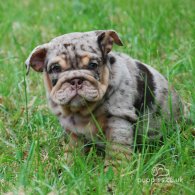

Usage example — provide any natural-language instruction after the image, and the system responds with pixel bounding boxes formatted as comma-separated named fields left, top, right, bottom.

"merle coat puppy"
left=26, top=30, right=182, bottom=167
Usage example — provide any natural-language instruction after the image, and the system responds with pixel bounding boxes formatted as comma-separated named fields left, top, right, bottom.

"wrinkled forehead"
left=51, top=31, right=99, bottom=44
left=47, top=31, right=100, bottom=56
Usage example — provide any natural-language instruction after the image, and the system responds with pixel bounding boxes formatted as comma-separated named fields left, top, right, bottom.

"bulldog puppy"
left=25, top=30, right=182, bottom=168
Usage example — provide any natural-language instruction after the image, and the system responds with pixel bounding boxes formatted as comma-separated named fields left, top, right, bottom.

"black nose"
left=70, top=78, right=83, bottom=89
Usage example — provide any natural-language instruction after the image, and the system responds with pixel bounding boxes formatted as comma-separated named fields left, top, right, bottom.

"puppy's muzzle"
left=50, top=70, right=101, bottom=105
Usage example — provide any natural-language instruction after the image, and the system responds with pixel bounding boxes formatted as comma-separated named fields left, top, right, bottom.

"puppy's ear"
left=97, top=30, right=123, bottom=54
left=25, top=44, right=48, bottom=75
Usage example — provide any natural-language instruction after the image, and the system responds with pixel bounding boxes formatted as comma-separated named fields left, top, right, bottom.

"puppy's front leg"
left=104, top=117, right=134, bottom=171
left=64, top=132, right=83, bottom=165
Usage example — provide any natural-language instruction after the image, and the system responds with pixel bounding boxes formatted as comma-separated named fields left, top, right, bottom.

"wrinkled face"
left=26, top=30, right=123, bottom=112
left=47, top=40, right=109, bottom=110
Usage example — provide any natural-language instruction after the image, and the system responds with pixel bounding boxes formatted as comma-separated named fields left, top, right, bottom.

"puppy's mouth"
left=50, top=70, right=105, bottom=107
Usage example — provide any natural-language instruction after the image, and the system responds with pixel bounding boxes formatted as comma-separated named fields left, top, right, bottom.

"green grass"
left=0, top=0, right=195, bottom=194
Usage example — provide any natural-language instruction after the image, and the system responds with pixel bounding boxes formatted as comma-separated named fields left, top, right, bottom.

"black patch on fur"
left=125, top=80, right=130, bottom=85
left=124, top=115, right=137, bottom=123
left=70, top=116, right=76, bottom=125
left=75, top=53, right=80, bottom=68
left=64, top=43, right=72, bottom=49
left=134, top=62, right=156, bottom=114
left=109, top=56, right=116, bottom=65
left=162, top=88, right=168, bottom=96
left=52, top=78, right=58, bottom=86
left=89, top=46, right=97, bottom=54
left=62, top=52, right=67, bottom=56
left=106, top=113, right=112, bottom=118
left=80, top=44, right=85, bottom=51
left=120, top=89, right=125, bottom=95
left=97, top=32, right=107, bottom=64
left=72, top=45, right=76, bottom=51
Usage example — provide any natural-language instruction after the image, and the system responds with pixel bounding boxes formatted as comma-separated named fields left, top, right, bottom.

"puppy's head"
left=25, top=30, right=123, bottom=112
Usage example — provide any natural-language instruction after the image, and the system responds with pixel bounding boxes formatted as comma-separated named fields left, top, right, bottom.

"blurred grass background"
left=0, top=0, right=194, bottom=194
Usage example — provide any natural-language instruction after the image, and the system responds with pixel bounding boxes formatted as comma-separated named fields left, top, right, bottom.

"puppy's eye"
left=88, top=62, right=98, bottom=70
left=49, top=64, right=61, bottom=73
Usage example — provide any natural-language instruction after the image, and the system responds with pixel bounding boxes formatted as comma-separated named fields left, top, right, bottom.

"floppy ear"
left=25, top=44, right=48, bottom=75
left=97, top=30, right=123, bottom=54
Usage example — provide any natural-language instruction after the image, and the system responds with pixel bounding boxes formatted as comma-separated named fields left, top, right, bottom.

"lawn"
left=0, top=0, right=195, bottom=194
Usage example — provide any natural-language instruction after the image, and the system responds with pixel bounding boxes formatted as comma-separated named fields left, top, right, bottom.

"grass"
left=0, top=0, right=194, bottom=194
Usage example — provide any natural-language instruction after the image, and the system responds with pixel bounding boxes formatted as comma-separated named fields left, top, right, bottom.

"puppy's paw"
left=104, top=143, right=132, bottom=173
